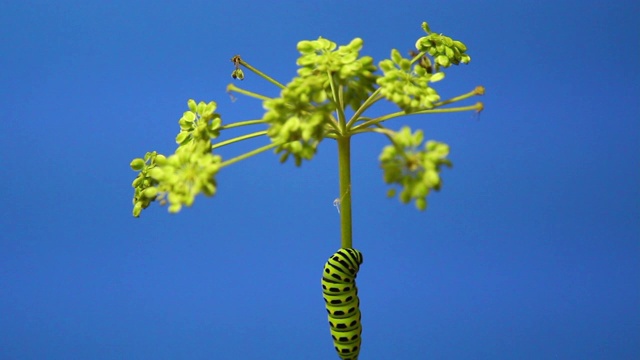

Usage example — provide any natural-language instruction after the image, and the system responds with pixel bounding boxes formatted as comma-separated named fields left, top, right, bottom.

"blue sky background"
left=1, top=1, right=638, bottom=359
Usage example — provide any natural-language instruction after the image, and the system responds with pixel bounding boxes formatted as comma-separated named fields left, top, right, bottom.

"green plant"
left=130, top=21, right=483, bottom=359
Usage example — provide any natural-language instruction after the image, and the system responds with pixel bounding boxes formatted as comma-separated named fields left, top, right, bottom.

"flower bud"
left=130, top=158, right=145, bottom=171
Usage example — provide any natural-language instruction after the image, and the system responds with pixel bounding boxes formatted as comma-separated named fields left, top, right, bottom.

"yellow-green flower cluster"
left=379, top=126, right=452, bottom=210
left=147, top=143, right=221, bottom=214
left=297, top=37, right=377, bottom=110
left=176, top=99, right=222, bottom=147
left=377, top=49, right=444, bottom=112
left=415, top=22, right=471, bottom=68
left=263, top=37, right=379, bottom=166
left=130, top=151, right=162, bottom=217
left=130, top=100, right=224, bottom=216
left=263, top=76, right=332, bottom=166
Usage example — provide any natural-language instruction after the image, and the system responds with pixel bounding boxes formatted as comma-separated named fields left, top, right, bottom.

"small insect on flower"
left=231, top=55, right=244, bottom=80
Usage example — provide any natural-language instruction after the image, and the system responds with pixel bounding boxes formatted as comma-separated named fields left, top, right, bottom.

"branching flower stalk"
left=129, top=21, right=483, bottom=359
left=131, top=20, right=482, bottom=238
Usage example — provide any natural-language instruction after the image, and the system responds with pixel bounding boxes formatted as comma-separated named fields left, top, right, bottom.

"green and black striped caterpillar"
left=321, top=248, right=364, bottom=360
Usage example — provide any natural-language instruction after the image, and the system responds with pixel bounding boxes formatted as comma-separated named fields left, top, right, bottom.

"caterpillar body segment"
left=322, top=248, right=364, bottom=360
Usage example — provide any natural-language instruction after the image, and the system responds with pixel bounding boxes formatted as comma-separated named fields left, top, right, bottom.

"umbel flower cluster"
left=130, top=101, right=222, bottom=216
left=379, top=127, right=452, bottom=211
left=263, top=37, right=378, bottom=165
left=130, top=21, right=482, bottom=217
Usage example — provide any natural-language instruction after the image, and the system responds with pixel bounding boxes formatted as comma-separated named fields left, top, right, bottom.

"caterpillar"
left=321, top=248, right=364, bottom=360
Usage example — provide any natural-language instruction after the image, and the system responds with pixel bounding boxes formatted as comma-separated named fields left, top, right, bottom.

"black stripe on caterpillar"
left=321, top=248, right=364, bottom=360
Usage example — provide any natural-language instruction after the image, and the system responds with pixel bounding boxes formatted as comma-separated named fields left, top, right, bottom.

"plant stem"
left=221, top=119, right=267, bottom=130
left=409, top=51, right=428, bottom=65
left=220, top=142, right=280, bottom=168
left=337, top=136, right=353, bottom=249
left=346, top=88, right=383, bottom=129
left=239, top=59, right=286, bottom=89
left=362, top=126, right=396, bottom=139
left=328, top=73, right=347, bottom=135
left=226, top=84, right=272, bottom=101
left=212, top=131, right=268, bottom=150
left=434, top=87, right=483, bottom=107
left=351, top=102, right=484, bottom=132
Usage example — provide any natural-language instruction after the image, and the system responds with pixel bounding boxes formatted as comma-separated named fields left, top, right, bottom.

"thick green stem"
left=337, top=136, right=353, bottom=249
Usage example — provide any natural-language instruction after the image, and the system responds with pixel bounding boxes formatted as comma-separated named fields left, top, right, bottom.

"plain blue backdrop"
left=1, top=1, right=638, bottom=359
